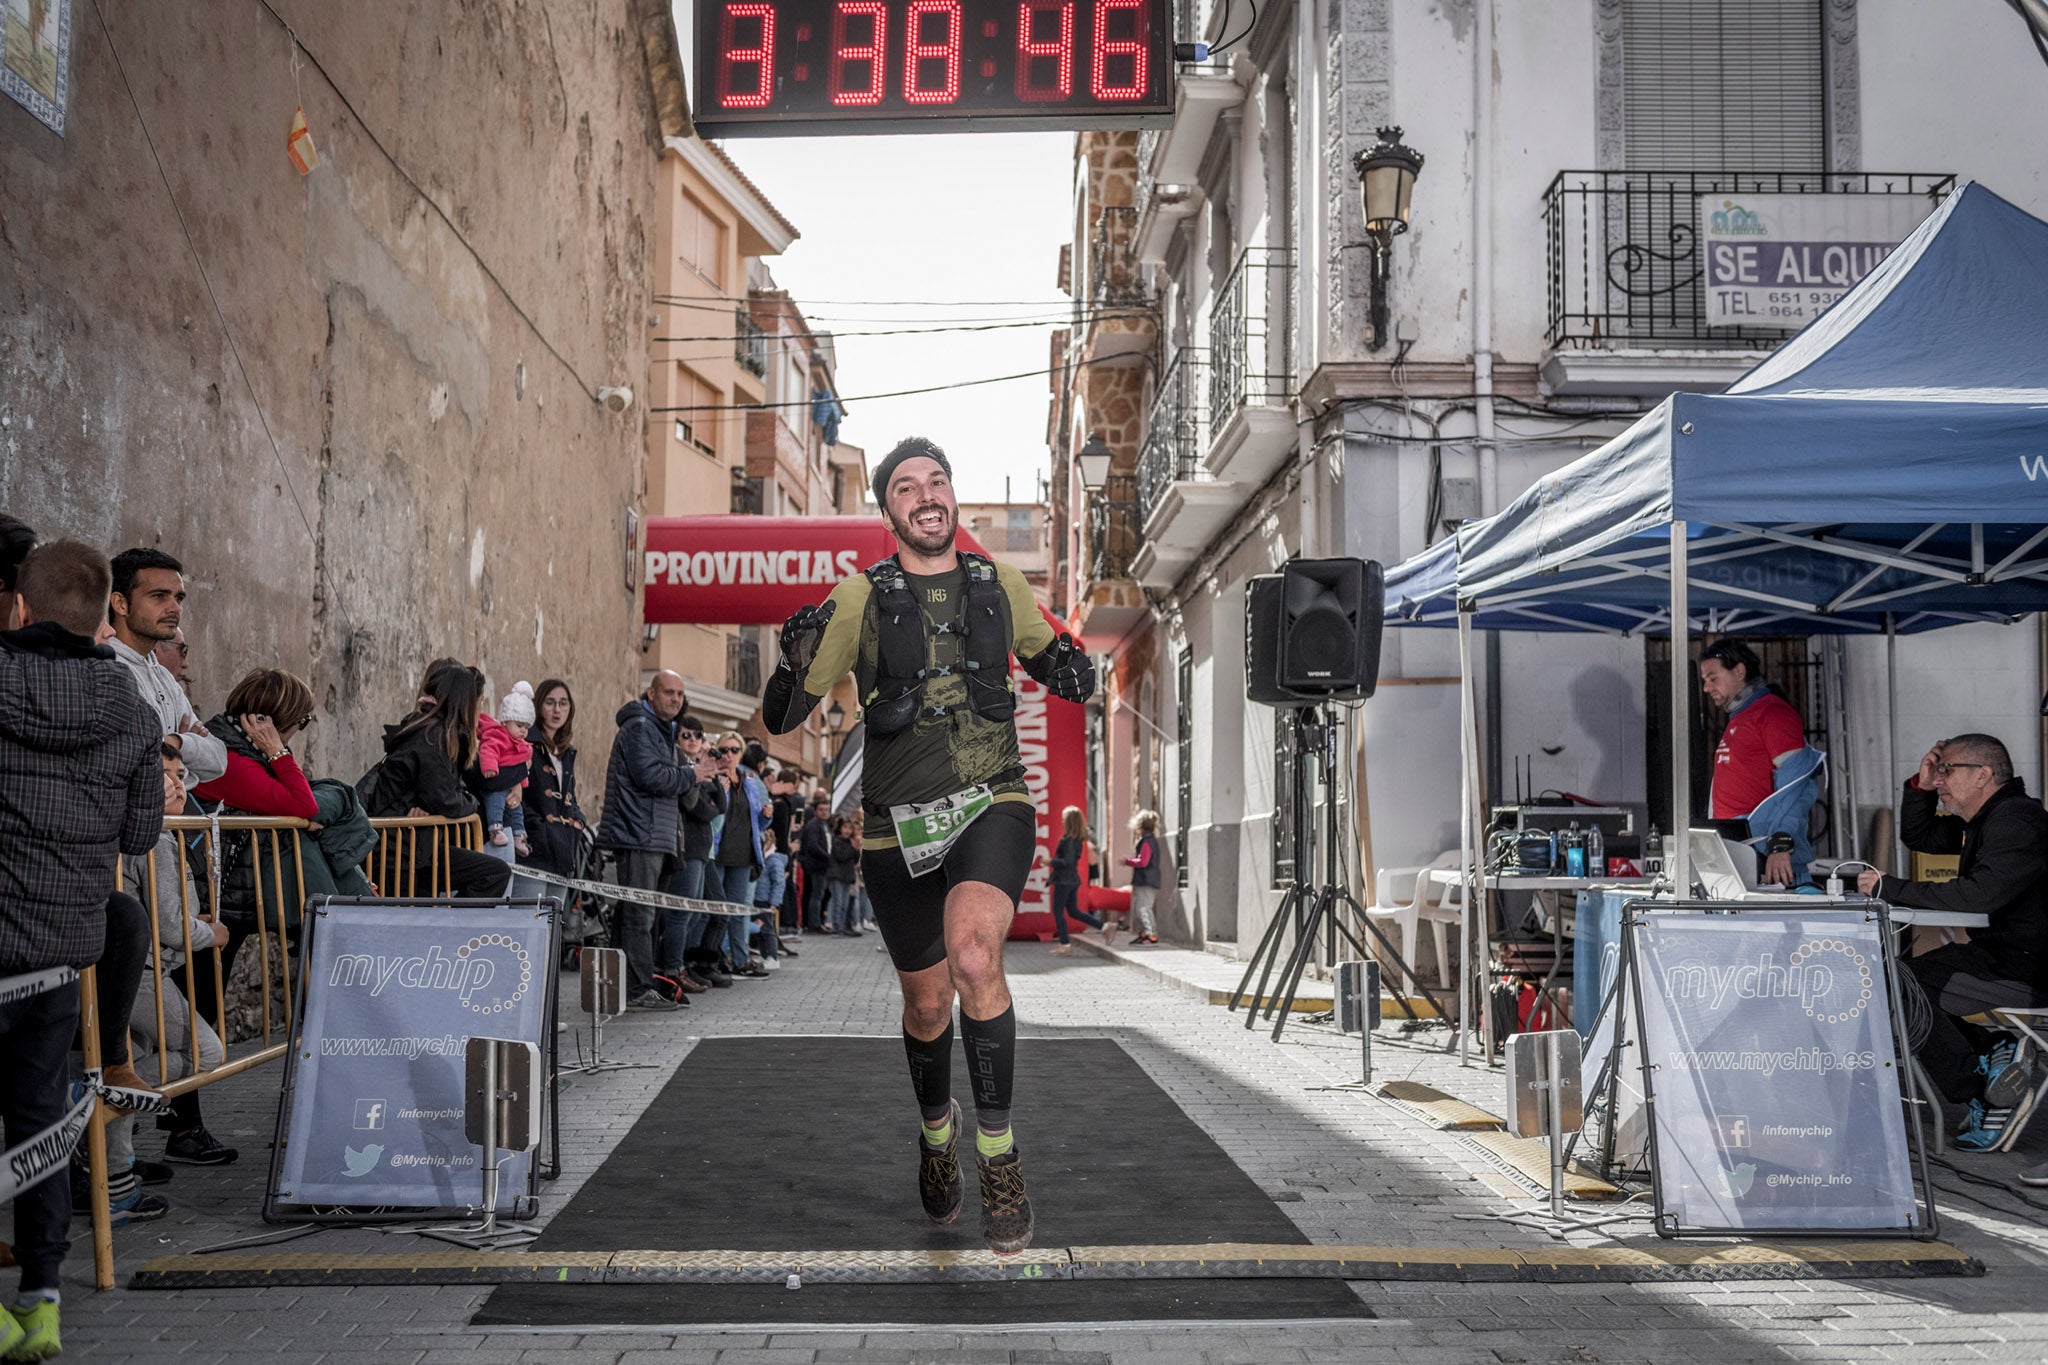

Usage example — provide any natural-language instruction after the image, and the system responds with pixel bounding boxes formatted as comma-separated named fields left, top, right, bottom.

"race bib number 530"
left=890, top=786, right=995, bottom=878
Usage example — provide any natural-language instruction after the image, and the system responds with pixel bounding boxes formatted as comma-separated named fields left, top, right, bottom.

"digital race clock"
left=693, top=0, right=1175, bottom=136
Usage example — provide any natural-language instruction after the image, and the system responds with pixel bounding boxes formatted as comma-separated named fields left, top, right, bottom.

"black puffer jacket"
left=362, top=712, right=477, bottom=820
left=678, top=771, right=727, bottom=862
left=596, top=700, right=687, bottom=852
left=0, top=622, right=163, bottom=970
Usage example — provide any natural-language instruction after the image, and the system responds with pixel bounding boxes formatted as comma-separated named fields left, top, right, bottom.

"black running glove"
left=777, top=600, right=835, bottom=676
left=1024, top=632, right=1096, bottom=703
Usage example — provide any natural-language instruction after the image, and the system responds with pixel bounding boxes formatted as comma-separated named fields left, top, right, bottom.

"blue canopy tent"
left=1447, top=181, right=2048, bottom=900
left=1386, top=521, right=2025, bottom=637
left=1381, top=182, right=2048, bottom=1054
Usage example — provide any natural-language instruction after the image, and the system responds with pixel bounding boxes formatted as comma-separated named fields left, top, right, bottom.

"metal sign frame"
left=262, top=896, right=560, bottom=1226
left=1622, top=898, right=1940, bottom=1240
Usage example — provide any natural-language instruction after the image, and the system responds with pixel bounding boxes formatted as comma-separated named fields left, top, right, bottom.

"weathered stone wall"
left=0, top=0, right=679, bottom=785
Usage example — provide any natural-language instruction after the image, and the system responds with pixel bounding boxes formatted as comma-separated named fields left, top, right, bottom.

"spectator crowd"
left=0, top=515, right=1167, bottom=1358
left=0, top=519, right=861, bottom=1357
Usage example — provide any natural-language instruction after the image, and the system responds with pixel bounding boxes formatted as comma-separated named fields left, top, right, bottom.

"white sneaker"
left=762, top=957, right=780, bottom=970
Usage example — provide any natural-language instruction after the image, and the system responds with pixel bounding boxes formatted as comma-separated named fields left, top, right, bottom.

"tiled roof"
left=703, top=140, right=801, bottom=242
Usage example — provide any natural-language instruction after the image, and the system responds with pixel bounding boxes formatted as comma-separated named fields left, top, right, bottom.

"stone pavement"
left=40, top=928, right=2048, bottom=1364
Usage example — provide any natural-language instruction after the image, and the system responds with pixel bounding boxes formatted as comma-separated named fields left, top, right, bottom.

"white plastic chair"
left=1364, top=850, right=1463, bottom=990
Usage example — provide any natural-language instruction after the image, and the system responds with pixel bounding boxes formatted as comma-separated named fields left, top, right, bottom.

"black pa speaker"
left=1246, top=558, right=1383, bottom=703
left=1245, top=575, right=1314, bottom=705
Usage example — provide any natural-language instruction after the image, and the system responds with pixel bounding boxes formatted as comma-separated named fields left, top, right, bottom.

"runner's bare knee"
left=899, top=963, right=955, bottom=1036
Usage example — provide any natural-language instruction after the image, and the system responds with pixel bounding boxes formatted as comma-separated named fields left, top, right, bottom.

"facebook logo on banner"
left=354, top=1098, right=387, bottom=1131
left=1714, top=1114, right=1751, bottom=1149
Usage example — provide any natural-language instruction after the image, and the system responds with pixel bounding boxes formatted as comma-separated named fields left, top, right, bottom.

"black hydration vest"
left=860, top=551, right=1015, bottom=737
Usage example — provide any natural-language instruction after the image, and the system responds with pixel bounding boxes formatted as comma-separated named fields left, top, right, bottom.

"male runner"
left=763, top=436, right=1094, bottom=1254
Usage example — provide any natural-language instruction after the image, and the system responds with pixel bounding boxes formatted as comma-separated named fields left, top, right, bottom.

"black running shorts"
left=860, top=799, right=1037, bottom=974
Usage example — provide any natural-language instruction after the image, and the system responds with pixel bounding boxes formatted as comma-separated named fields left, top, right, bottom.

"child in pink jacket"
left=479, top=681, right=535, bottom=854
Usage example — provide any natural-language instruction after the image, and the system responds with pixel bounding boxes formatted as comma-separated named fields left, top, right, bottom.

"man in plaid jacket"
left=0, top=541, right=163, bottom=1358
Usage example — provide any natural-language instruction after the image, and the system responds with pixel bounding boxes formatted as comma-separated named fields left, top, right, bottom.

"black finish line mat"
left=473, top=1035, right=1366, bottom=1325
left=128, top=1037, right=1984, bottom=1313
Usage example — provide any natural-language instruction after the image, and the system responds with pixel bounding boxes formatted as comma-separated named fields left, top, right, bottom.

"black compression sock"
left=959, top=1003, right=1017, bottom=1119
left=904, top=1020, right=954, bottom=1124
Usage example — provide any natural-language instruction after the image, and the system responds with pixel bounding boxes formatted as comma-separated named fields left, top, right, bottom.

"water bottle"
left=1586, top=823, right=1605, bottom=878
left=1563, top=822, right=1587, bottom=878
left=1646, top=824, right=1662, bottom=875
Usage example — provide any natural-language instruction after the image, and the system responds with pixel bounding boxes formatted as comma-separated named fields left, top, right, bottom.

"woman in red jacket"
left=192, top=669, right=318, bottom=821
left=151, top=669, right=317, bottom=1166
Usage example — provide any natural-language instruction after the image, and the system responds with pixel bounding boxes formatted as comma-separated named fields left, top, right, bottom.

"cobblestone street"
left=50, top=933, right=2048, bottom=1364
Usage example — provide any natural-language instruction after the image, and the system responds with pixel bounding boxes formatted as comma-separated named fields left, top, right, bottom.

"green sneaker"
left=4, top=1299, right=60, bottom=1362
left=976, top=1148, right=1035, bottom=1255
left=0, top=1306, right=23, bottom=1361
left=916, top=1098, right=964, bottom=1225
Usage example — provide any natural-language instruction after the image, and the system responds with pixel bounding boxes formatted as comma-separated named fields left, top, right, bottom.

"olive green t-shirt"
left=801, top=559, right=1054, bottom=846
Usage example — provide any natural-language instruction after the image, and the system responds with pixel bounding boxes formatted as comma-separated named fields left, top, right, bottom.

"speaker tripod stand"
left=1228, top=705, right=1452, bottom=1043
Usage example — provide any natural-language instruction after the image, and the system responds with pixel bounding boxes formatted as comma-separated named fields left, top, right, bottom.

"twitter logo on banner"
left=1720, top=1161, right=1756, bottom=1199
left=341, top=1143, right=384, bottom=1178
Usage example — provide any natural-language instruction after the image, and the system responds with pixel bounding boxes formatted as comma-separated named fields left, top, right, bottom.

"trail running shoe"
left=3, top=1299, right=58, bottom=1362
left=1985, top=1045, right=2037, bottom=1111
left=917, top=1099, right=964, bottom=1225
left=1955, top=1097, right=2013, bottom=1151
left=976, top=1148, right=1035, bottom=1254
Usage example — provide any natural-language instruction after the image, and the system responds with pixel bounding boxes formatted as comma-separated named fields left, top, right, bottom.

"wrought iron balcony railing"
left=1088, top=475, right=1141, bottom=582
left=735, top=308, right=767, bottom=376
left=726, top=634, right=762, bottom=697
left=1134, top=129, right=1160, bottom=223
left=1090, top=205, right=1147, bottom=308
left=1136, top=347, right=1209, bottom=523
left=1543, top=170, right=1955, bottom=351
left=1209, top=245, right=1294, bottom=431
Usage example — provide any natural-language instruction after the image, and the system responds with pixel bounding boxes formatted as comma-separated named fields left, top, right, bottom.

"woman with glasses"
left=516, top=679, right=589, bottom=878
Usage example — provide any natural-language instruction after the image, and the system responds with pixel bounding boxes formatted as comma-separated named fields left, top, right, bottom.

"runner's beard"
left=892, top=504, right=958, bottom=557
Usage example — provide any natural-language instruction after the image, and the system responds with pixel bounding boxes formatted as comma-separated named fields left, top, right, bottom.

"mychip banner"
left=268, top=899, right=555, bottom=1219
left=1629, top=907, right=1921, bottom=1235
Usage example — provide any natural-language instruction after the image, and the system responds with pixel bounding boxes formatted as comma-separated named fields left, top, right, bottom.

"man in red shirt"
left=1700, top=639, right=1814, bottom=887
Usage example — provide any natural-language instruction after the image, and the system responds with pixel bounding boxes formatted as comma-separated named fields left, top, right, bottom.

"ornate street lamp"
left=824, top=698, right=847, bottom=778
left=1075, top=432, right=1115, bottom=491
left=1352, top=126, right=1425, bottom=351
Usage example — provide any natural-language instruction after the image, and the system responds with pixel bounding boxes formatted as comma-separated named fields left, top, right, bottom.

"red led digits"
left=1091, top=0, right=1148, bottom=100
left=1015, top=0, right=1073, bottom=102
left=718, top=2, right=776, bottom=108
left=830, top=1, right=887, bottom=105
left=905, top=0, right=963, bottom=104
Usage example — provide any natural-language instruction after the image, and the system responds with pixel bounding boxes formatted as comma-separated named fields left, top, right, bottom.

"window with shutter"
left=1621, top=0, right=1825, bottom=172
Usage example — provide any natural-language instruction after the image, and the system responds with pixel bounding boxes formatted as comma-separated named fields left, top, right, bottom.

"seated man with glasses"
left=1859, top=734, right=2048, bottom=1149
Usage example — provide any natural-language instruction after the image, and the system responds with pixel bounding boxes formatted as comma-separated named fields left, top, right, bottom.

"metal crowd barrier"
left=83, top=812, right=484, bottom=1288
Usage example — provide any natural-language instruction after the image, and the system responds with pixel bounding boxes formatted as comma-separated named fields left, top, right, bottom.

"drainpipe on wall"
left=1295, top=0, right=1325, bottom=560
left=1473, top=0, right=1503, bottom=807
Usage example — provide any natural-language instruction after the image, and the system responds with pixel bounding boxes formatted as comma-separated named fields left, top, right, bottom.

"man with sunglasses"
left=1858, top=734, right=2048, bottom=1150
left=763, top=436, right=1095, bottom=1255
